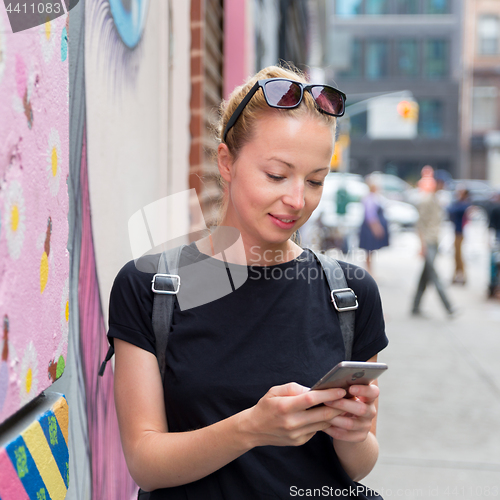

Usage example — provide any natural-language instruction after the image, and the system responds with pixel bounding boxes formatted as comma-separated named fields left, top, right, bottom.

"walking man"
left=412, top=167, right=454, bottom=316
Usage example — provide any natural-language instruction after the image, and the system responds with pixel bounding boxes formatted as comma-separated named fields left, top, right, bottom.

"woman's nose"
left=282, top=182, right=305, bottom=210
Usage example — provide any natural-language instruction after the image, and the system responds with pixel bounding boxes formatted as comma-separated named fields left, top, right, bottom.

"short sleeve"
left=339, top=262, right=388, bottom=361
left=363, top=195, right=379, bottom=223
left=107, top=258, right=157, bottom=355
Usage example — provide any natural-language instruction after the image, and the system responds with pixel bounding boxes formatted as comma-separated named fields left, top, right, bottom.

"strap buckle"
left=151, top=274, right=181, bottom=294
left=331, top=288, right=358, bottom=312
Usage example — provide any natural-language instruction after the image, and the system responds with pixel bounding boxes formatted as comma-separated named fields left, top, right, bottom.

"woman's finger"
left=328, top=397, right=377, bottom=420
left=348, top=383, right=379, bottom=401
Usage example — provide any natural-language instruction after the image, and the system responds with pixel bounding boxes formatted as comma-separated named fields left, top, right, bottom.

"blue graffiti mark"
left=108, top=0, right=149, bottom=49
left=61, top=26, right=68, bottom=62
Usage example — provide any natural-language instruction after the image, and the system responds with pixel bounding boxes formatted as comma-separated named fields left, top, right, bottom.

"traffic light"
left=397, top=100, right=419, bottom=122
left=330, top=134, right=350, bottom=171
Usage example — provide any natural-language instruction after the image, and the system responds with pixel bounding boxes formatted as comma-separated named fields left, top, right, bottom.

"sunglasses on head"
left=223, top=78, right=346, bottom=143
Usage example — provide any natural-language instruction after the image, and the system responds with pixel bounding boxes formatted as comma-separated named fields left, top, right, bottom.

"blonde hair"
left=218, top=64, right=337, bottom=158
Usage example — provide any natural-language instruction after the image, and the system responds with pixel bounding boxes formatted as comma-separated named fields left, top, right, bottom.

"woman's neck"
left=195, top=228, right=303, bottom=266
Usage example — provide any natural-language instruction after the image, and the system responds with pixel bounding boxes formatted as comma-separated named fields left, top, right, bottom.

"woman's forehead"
left=250, top=112, right=334, bottom=149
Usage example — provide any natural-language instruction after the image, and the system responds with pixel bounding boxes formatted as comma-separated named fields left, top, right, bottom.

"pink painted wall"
left=0, top=9, right=69, bottom=423
left=223, top=0, right=251, bottom=99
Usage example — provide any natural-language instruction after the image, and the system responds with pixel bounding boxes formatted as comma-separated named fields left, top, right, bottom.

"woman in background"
left=358, top=178, right=389, bottom=275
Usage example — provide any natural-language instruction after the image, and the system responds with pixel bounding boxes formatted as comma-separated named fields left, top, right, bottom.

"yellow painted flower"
left=46, top=129, right=62, bottom=196
left=3, top=181, right=26, bottom=260
left=40, top=252, right=49, bottom=293
left=40, top=17, right=57, bottom=63
left=20, top=342, right=38, bottom=405
left=39, top=217, right=52, bottom=294
left=58, top=278, right=69, bottom=355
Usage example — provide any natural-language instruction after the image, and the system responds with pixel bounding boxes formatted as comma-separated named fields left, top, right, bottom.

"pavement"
left=343, top=219, right=500, bottom=499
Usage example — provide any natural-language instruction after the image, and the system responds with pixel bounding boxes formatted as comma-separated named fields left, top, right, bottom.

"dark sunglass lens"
left=264, top=80, right=302, bottom=108
left=310, top=86, right=345, bottom=116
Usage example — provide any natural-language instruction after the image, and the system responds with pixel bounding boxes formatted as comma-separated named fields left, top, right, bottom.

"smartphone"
left=310, top=361, right=388, bottom=397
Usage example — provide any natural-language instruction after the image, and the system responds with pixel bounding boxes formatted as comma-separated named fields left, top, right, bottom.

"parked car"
left=381, top=197, right=419, bottom=228
left=366, top=171, right=412, bottom=201
left=311, top=172, right=368, bottom=229
left=447, top=179, right=496, bottom=204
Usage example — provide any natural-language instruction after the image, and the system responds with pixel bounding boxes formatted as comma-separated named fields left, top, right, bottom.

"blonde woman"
left=109, top=65, right=388, bottom=499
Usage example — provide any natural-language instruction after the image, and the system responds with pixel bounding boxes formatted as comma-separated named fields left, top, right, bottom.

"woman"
left=109, top=65, right=388, bottom=499
left=358, top=179, right=389, bottom=275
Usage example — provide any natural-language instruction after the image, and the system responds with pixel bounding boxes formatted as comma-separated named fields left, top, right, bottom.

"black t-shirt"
left=108, top=244, right=388, bottom=499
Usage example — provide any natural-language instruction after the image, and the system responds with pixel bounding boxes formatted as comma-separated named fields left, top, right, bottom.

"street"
left=353, top=220, right=500, bottom=499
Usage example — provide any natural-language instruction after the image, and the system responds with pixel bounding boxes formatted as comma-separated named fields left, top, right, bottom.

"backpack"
left=99, top=246, right=358, bottom=381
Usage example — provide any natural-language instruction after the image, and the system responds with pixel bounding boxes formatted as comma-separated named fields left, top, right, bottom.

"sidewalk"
left=358, top=220, right=500, bottom=499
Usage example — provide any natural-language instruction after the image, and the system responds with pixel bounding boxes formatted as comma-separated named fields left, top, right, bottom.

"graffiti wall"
left=0, top=394, right=69, bottom=500
left=0, top=8, right=69, bottom=424
left=1, top=0, right=191, bottom=497
left=50, top=0, right=191, bottom=499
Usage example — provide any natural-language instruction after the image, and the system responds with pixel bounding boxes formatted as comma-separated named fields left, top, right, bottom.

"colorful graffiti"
left=0, top=8, right=69, bottom=423
left=0, top=394, right=69, bottom=500
left=2, top=0, right=185, bottom=497
left=55, top=0, right=151, bottom=497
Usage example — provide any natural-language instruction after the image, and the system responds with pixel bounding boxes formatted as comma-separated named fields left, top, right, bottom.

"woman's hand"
left=369, top=221, right=385, bottom=240
left=322, top=383, right=379, bottom=443
left=240, top=383, right=347, bottom=448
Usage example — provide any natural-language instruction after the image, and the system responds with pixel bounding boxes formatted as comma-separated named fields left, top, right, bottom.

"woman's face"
left=219, top=111, right=334, bottom=254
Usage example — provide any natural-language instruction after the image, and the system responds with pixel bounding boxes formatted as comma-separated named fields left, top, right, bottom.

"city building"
left=463, top=0, right=500, bottom=186
left=325, top=0, right=464, bottom=182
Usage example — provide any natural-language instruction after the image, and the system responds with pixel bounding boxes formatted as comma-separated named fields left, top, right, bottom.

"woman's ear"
left=218, top=143, right=233, bottom=183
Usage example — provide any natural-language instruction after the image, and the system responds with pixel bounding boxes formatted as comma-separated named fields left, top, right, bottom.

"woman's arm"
left=323, top=354, right=382, bottom=482
left=114, top=339, right=346, bottom=492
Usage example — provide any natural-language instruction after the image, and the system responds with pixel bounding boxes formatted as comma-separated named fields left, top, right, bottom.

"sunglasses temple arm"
left=223, top=82, right=261, bottom=143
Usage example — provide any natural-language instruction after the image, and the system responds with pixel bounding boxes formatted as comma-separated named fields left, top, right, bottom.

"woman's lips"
left=269, top=214, right=299, bottom=229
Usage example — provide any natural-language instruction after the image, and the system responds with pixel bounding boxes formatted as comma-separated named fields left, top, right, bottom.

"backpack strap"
left=151, top=245, right=185, bottom=383
left=307, top=249, right=358, bottom=361
left=98, top=246, right=185, bottom=379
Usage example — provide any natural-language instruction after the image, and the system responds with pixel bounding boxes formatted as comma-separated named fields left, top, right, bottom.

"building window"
left=423, top=40, right=448, bottom=79
left=395, top=0, right=419, bottom=14
left=396, top=40, right=419, bottom=77
left=418, top=99, right=444, bottom=138
left=423, top=0, right=450, bottom=14
left=338, top=39, right=363, bottom=78
left=336, top=0, right=363, bottom=16
left=365, top=40, right=389, bottom=80
left=365, top=0, right=389, bottom=15
left=472, top=87, right=498, bottom=131
left=351, top=110, right=368, bottom=137
left=478, top=15, right=500, bottom=55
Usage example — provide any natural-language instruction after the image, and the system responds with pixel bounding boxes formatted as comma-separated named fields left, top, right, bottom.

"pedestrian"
left=358, top=177, right=389, bottom=275
left=447, top=187, right=470, bottom=285
left=411, top=166, right=455, bottom=316
left=489, top=191, right=500, bottom=242
left=488, top=191, right=500, bottom=297
left=108, top=65, right=388, bottom=499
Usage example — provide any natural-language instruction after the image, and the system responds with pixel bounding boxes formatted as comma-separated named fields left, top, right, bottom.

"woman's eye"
left=267, top=174, right=285, bottom=181
left=309, top=180, right=324, bottom=187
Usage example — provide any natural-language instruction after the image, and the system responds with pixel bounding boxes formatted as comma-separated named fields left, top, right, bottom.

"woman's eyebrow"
left=267, top=157, right=330, bottom=173
left=268, top=157, right=295, bottom=169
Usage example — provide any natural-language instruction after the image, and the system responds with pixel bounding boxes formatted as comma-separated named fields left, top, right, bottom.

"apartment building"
left=463, top=0, right=500, bottom=185
left=326, top=0, right=463, bottom=181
